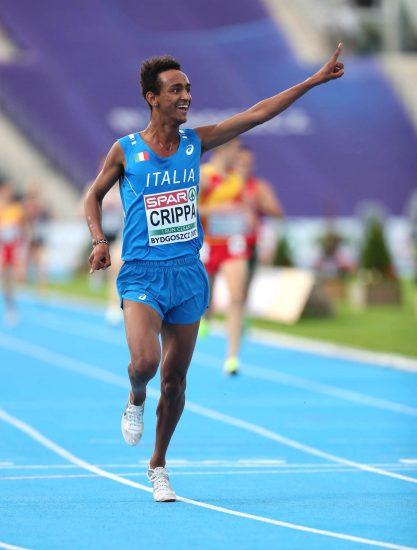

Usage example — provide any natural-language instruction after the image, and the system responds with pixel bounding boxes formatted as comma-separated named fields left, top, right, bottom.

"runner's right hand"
left=89, top=243, right=111, bottom=273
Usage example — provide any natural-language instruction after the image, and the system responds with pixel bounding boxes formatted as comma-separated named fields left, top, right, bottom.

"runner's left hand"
left=313, top=43, right=345, bottom=84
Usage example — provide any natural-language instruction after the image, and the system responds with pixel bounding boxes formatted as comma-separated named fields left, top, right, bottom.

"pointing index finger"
left=332, top=42, right=343, bottom=62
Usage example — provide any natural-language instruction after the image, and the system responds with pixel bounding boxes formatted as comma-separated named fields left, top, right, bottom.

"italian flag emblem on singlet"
left=134, top=151, right=149, bottom=163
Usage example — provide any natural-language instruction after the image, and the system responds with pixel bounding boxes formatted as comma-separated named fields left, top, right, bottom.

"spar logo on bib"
left=144, top=187, right=198, bottom=246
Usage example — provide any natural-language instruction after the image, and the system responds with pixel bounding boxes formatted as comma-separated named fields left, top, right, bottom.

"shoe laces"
left=125, top=404, right=143, bottom=430
left=148, top=467, right=172, bottom=492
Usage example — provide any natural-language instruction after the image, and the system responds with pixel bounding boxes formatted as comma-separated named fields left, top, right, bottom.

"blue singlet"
left=118, top=129, right=204, bottom=261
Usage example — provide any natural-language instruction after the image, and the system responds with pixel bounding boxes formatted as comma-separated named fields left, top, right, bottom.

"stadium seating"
left=0, top=0, right=416, bottom=215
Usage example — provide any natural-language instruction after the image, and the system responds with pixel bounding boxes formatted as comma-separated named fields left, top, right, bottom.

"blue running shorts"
left=116, top=254, right=210, bottom=324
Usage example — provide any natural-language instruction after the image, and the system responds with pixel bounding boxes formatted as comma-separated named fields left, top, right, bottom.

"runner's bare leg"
left=149, top=320, right=200, bottom=468
left=222, top=257, right=248, bottom=358
left=123, top=300, right=163, bottom=405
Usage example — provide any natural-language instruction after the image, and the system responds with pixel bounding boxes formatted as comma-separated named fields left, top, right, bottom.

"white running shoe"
left=121, top=400, right=144, bottom=446
left=147, top=467, right=177, bottom=502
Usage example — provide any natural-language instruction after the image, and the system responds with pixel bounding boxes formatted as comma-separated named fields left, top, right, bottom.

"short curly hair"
left=140, top=55, right=181, bottom=110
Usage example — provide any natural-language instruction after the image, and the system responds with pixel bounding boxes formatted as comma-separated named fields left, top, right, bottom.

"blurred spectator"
left=315, top=226, right=353, bottom=279
left=406, top=188, right=417, bottom=282
left=21, top=181, right=51, bottom=290
left=0, top=180, right=26, bottom=325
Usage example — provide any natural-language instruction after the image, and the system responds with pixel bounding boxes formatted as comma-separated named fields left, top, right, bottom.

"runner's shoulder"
left=180, top=128, right=201, bottom=146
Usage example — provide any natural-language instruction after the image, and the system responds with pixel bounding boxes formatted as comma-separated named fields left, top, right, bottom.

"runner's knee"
left=129, top=351, right=160, bottom=384
left=161, top=373, right=186, bottom=401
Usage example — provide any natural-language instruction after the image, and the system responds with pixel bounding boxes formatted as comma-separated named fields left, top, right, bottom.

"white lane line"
left=249, top=328, right=417, bottom=373
left=0, top=332, right=416, bottom=485
left=0, top=543, right=30, bottom=550
left=195, top=352, right=417, bottom=417
left=27, top=313, right=125, bottom=346
left=0, top=461, right=290, bottom=471
left=1, top=408, right=415, bottom=550
left=28, top=302, right=417, bottom=372
left=2, top=473, right=103, bottom=481
left=31, top=314, right=417, bottom=417
left=0, top=466, right=415, bottom=479
left=184, top=401, right=417, bottom=485
left=3, top=466, right=417, bottom=482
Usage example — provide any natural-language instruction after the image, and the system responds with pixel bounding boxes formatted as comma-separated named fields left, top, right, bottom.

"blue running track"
left=0, top=294, right=416, bottom=550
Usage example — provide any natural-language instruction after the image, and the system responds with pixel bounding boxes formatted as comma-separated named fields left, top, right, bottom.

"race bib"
left=145, top=187, right=198, bottom=246
left=208, top=210, right=250, bottom=237
left=0, top=224, right=20, bottom=243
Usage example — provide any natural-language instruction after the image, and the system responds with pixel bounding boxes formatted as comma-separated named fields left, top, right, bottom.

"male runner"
left=234, top=144, right=285, bottom=289
left=84, top=45, right=344, bottom=502
left=0, top=180, right=25, bottom=325
left=198, top=139, right=250, bottom=374
left=22, top=183, right=50, bottom=291
left=199, top=144, right=286, bottom=375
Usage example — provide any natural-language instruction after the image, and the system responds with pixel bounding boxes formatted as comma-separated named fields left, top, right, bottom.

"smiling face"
left=147, top=69, right=192, bottom=125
